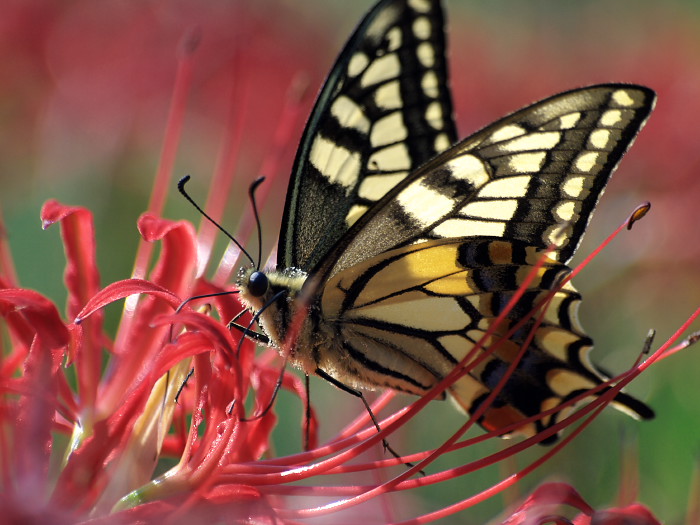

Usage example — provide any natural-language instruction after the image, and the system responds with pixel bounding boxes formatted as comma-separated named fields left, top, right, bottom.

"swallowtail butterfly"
left=238, top=0, right=655, bottom=440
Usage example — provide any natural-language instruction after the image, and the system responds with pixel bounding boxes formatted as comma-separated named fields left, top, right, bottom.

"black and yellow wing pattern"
left=239, top=0, right=656, bottom=441
left=280, top=0, right=457, bottom=271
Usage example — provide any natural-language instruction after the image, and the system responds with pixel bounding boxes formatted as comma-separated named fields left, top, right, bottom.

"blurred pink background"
left=1, top=1, right=698, bottom=522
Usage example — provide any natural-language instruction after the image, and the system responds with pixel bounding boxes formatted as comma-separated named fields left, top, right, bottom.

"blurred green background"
left=1, top=0, right=699, bottom=522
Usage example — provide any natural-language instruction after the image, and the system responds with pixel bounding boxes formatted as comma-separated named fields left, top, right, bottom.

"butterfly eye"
left=247, top=271, right=269, bottom=298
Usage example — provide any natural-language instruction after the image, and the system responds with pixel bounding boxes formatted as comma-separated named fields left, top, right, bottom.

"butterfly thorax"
left=237, top=266, right=327, bottom=373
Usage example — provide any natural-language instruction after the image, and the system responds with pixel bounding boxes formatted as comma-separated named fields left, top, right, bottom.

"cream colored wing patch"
left=323, top=85, right=655, bottom=280
left=317, top=237, right=651, bottom=437
left=280, top=0, right=458, bottom=271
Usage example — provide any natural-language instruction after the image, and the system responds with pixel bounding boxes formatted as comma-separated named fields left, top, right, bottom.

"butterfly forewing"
left=279, top=0, right=458, bottom=271
left=319, top=85, right=655, bottom=280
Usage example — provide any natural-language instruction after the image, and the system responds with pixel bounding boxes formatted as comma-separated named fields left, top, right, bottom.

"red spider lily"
left=1, top=170, right=698, bottom=525
left=2, top=192, right=697, bottom=523
left=502, top=482, right=662, bottom=525
left=1, top=2, right=700, bottom=523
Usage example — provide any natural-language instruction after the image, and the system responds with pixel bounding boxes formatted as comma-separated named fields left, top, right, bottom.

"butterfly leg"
left=228, top=320, right=270, bottom=345
left=174, top=367, right=195, bottom=404
left=304, top=374, right=312, bottom=451
left=240, top=354, right=287, bottom=420
left=315, top=368, right=420, bottom=472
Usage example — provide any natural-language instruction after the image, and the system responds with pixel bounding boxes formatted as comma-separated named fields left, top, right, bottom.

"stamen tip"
left=627, top=202, right=651, bottom=230
left=685, top=331, right=700, bottom=348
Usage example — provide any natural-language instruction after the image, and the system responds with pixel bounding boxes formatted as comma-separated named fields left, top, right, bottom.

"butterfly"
left=238, top=0, right=656, bottom=441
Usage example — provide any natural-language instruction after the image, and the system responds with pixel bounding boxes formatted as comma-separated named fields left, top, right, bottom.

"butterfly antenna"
left=177, top=175, right=256, bottom=267
left=248, top=176, right=265, bottom=270
left=176, top=290, right=240, bottom=315
left=167, top=289, right=242, bottom=344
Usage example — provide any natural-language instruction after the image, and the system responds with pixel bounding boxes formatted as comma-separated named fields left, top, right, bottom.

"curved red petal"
left=11, top=336, right=63, bottom=497
left=40, top=201, right=107, bottom=413
left=587, top=504, right=662, bottom=525
left=114, top=215, right=198, bottom=371
left=138, top=213, right=197, bottom=298
left=0, top=288, right=70, bottom=349
left=75, top=278, right=181, bottom=323
left=40, top=199, right=82, bottom=228
left=155, top=310, right=237, bottom=358
left=504, top=483, right=595, bottom=525
left=138, top=213, right=191, bottom=243
left=40, top=200, right=101, bottom=322
left=148, top=331, right=218, bottom=380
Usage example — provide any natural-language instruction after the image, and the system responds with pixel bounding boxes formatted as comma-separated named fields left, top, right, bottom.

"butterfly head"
left=237, top=267, right=273, bottom=313
left=245, top=270, right=269, bottom=298
left=237, top=266, right=309, bottom=347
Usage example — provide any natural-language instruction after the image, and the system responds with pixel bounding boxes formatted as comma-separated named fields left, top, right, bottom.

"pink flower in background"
left=503, top=482, right=662, bottom=525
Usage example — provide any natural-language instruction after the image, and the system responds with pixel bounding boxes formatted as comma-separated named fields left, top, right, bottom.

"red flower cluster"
left=1, top=2, right=699, bottom=523
left=1, top=195, right=696, bottom=523
left=503, top=483, right=662, bottom=525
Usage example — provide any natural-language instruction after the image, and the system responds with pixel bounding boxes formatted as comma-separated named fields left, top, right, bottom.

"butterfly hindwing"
left=320, top=238, right=578, bottom=399
left=318, top=236, right=653, bottom=437
left=279, top=0, right=458, bottom=271
left=317, top=85, right=655, bottom=281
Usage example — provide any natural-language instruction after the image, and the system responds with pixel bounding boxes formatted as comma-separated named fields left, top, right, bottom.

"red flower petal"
left=41, top=200, right=107, bottom=415
left=12, top=336, right=62, bottom=498
left=137, top=213, right=197, bottom=298
left=96, top=485, right=277, bottom=524
left=0, top=288, right=70, bottom=349
left=75, top=278, right=181, bottom=323
left=40, top=200, right=101, bottom=321
left=577, top=504, right=662, bottom=525
left=0, top=288, right=68, bottom=508
left=503, top=482, right=595, bottom=524
left=155, top=310, right=237, bottom=356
